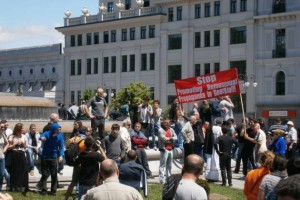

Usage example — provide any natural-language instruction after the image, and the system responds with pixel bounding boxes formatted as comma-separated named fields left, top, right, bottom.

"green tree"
left=82, top=88, right=94, bottom=101
left=111, top=82, right=151, bottom=108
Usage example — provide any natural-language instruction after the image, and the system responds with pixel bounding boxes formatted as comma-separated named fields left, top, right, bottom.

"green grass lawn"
left=7, top=183, right=245, bottom=200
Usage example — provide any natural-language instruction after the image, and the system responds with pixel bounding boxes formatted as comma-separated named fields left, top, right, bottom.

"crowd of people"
left=0, top=88, right=299, bottom=200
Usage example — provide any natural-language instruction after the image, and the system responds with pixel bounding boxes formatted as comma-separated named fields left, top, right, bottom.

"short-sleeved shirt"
left=75, top=151, right=105, bottom=186
left=259, top=174, right=282, bottom=196
left=174, top=179, right=208, bottom=200
left=90, top=96, right=107, bottom=117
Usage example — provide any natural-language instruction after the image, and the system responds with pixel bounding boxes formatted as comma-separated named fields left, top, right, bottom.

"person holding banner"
left=219, top=96, right=234, bottom=121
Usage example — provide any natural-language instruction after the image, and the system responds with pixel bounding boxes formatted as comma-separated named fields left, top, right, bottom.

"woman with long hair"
left=7, top=123, right=28, bottom=193
left=244, top=150, right=275, bottom=200
left=71, top=120, right=83, bottom=138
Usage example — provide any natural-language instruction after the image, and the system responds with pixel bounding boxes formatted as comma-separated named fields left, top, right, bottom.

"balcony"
left=64, top=6, right=162, bottom=26
left=272, top=48, right=286, bottom=58
left=272, top=1, right=286, bottom=14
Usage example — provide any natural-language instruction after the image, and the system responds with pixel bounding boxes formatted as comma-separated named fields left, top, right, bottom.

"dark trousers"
left=136, top=149, right=152, bottom=177
left=242, top=149, right=256, bottom=176
left=40, top=158, right=58, bottom=193
left=234, top=143, right=244, bottom=172
left=219, top=154, right=232, bottom=185
left=184, top=142, right=194, bottom=158
left=286, top=143, right=297, bottom=159
left=91, top=118, right=105, bottom=141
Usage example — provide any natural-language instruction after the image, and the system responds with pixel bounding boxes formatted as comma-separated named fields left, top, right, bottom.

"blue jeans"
left=0, top=158, right=5, bottom=191
left=150, top=123, right=160, bottom=147
left=159, top=149, right=173, bottom=183
left=78, top=184, right=94, bottom=200
left=4, top=168, right=10, bottom=188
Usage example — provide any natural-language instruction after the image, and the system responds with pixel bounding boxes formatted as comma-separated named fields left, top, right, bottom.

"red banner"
left=174, top=68, right=241, bottom=104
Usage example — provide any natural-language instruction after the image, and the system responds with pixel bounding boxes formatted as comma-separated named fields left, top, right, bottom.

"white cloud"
left=0, top=25, right=64, bottom=50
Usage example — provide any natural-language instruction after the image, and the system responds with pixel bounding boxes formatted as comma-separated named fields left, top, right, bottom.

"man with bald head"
left=82, top=159, right=143, bottom=200
left=174, top=154, right=208, bottom=200
left=181, top=116, right=197, bottom=157
left=43, top=113, right=59, bottom=132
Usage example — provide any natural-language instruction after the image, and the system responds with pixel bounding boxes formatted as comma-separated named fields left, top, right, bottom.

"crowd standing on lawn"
left=0, top=87, right=299, bottom=200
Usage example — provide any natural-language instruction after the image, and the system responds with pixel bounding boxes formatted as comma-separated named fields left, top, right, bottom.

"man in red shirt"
left=158, top=119, right=177, bottom=184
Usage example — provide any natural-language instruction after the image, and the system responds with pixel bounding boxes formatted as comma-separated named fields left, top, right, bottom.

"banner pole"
left=240, top=93, right=246, bottom=123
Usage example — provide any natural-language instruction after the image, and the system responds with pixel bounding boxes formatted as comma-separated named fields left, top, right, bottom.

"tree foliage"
left=111, top=82, right=151, bottom=108
left=82, top=88, right=94, bottom=101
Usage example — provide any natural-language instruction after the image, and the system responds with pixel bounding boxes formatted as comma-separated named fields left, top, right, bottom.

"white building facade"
left=0, top=44, right=64, bottom=103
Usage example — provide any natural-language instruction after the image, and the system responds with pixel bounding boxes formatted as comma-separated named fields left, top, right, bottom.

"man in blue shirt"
left=39, top=123, right=64, bottom=196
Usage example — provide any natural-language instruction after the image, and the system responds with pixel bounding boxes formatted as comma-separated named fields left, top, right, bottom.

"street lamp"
left=81, top=7, right=90, bottom=23
left=64, top=10, right=72, bottom=26
left=99, top=3, right=107, bottom=21
left=136, top=0, right=144, bottom=16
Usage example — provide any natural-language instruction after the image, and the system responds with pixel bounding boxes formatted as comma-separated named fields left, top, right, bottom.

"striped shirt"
left=259, top=174, right=284, bottom=196
left=268, top=124, right=287, bottom=135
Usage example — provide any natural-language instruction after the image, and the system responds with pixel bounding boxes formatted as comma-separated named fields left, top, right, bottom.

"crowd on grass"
left=0, top=86, right=299, bottom=200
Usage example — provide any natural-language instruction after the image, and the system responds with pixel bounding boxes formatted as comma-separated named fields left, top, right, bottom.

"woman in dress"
left=7, top=123, right=28, bottom=192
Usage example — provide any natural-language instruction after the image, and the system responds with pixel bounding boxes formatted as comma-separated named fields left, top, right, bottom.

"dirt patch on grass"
left=209, top=193, right=230, bottom=199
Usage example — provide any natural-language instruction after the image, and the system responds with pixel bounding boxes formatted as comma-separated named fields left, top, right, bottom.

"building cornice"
left=254, top=11, right=299, bottom=22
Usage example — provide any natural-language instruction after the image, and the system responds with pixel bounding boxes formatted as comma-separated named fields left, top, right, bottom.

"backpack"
left=210, top=101, right=221, bottom=116
left=64, top=137, right=84, bottom=166
left=162, top=174, right=182, bottom=200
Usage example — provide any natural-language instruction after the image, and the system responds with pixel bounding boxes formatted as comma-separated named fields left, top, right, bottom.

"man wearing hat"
left=286, top=121, right=298, bottom=159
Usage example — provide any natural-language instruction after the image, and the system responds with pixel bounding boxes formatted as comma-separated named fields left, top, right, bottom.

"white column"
left=160, top=30, right=168, bottom=107
left=219, top=23, right=229, bottom=71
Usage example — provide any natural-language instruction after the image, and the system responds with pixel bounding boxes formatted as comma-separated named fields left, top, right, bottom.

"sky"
left=0, top=0, right=99, bottom=50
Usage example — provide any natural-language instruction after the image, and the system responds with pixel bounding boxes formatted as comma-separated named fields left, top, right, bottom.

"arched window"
left=19, top=70, right=22, bottom=75
left=276, top=71, right=285, bottom=95
left=30, top=69, right=33, bottom=74
left=41, top=68, right=44, bottom=74
left=9, top=71, right=12, bottom=76
left=52, top=67, right=56, bottom=73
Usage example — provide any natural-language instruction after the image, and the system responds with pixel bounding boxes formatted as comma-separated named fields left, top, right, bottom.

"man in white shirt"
left=286, top=121, right=298, bottom=159
left=1, top=120, right=12, bottom=138
left=219, top=96, right=234, bottom=121
left=174, top=154, right=208, bottom=200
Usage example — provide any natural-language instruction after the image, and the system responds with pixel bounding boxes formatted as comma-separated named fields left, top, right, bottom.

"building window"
left=168, top=34, right=182, bottom=50
left=130, top=54, right=135, bottom=71
left=52, top=67, right=56, bottom=73
left=94, top=58, right=98, bottom=74
left=144, top=0, right=150, bottom=7
left=214, top=63, right=220, bottom=72
left=195, top=4, right=201, bottom=19
left=149, top=87, right=155, bottom=100
left=86, top=59, right=92, bottom=74
left=41, top=68, right=44, bottom=74
left=30, top=69, right=33, bottom=74
left=111, top=30, right=116, bottom=42
left=141, top=26, right=146, bottom=39
left=204, top=31, right=210, bottom=47
left=87, top=33, right=92, bottom=45
left=71, top=35, right=75, bottom=47
left=204, top=63, right=210, bottom=74
left=122, top=55, right=127, bottom=72
left=150, top=53, right=155, bottom=70
left=168, top=7, right=174, bottom=22
left=240, top=0, right=247, bottom=12
left=214, top=1, right=220, bottom=16
left=77, top=91, right=81, bottom=106
left=273, top=29, right=286, bottom=58
left=230, top=26, right=246, bottom=44
left=130, top=28, right=135, bottom=40
left=276, top=71, right=285, bottom=95
left=273, top=0, right=286, bottom=14
left=19, top=69, right=22, bottom=75
left=195, top=64, right=201, bottom=76
left=125, top=0, right=131, bottom=10
left=71, top=91, right=75, bottom=103
left=71, top=60, right=75, bottom=75
left=104, top=31, right=109, bottom=43
left=77, top=34, right=82, bottom=46
left=107, top=2, right=114, bottom=12
left=195, top=32, right=201, bottom=48
left=230, top=0, right=237, bottom=13
left=230, top=60, right=246, bottom=75
left=94, top=32, right=99, bottom=44
left=205, top=3, right=210, bottom=17
left=214, top=30, right=220, bottom=46
left=122, top=29, right=127, bottom=41
left=149, top=25, right=155, bottom=38
left=111, top=56, right=116, bottom=73
left=168, top=65, right=182, bottom=83
left=77, top=59, right=82, bottom=75
left=141, top=54, right=147, bottom=71
left=103, top=57, right=109, bottom=73
left=177, top=6, right=182, bottom=21
left=9, top=71, right=12, bottom=76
